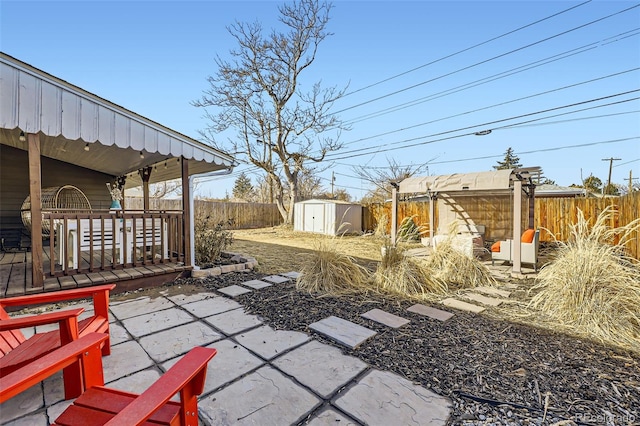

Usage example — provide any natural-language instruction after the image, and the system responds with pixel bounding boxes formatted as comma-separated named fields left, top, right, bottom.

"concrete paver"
left=121, top=307, right=195, bottom=337
left=218, top=284, right=252, bottom=297
left=262, top=274, right=291, bottom=284
left=463, top=292, right=503, bottom=307
left=235, top=325, right=310, bottom=360
left=441, top=297, right=486, bottom=313
left=241, top=279, right=272, bottom=289
left=272, top=340, right=368, bottom=398
left=180, top=296, right=241, bottom=318
left=309, top=316, right=377, bottom=349
left=107, top=368, right=162, bottom=395
left=198, top=366, right=321, bottom=426
left=204, top=307, right=263, bottom=335
left=0, top=382, right=43, bottom=423
left=473, top=286, right=511, bottom=298
left=102, top=340, right=155, bottom=382
left=407, top=304, right=455, bottom=321
left=166, top=291, right=215, bottom=305
left=138, top=321, right=222, bottom=362
left=279, top=271, right=301, bottom=279
left=108, top=322, right=131, bottom=345
left=109, top=296, right=174, bottom=320
left=162, top=339, right=265, bottom=394
left=306, top=408, right=357, bottom=426
left=335, top=369, right=451, bottom=426
left=361, top=308, right=410, bottom=328
left=163, top=339, right=265, bottom=393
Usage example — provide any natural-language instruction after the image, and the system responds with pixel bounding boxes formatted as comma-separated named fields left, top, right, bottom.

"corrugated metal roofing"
left=0, top=53, right=234, bottom=187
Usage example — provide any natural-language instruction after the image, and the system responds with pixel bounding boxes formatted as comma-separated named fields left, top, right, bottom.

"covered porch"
left=0, top=53, right=235, bottom=295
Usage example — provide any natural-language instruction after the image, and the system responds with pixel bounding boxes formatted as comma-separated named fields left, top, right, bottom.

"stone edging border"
left=190, top=252, right=259, bottom=279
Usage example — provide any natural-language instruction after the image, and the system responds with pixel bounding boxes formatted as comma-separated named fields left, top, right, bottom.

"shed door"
left=304, top=204, right=324, bottom=233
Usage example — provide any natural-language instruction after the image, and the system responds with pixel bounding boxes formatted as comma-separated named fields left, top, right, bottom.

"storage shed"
left=294, top=199, right=362, bottom=235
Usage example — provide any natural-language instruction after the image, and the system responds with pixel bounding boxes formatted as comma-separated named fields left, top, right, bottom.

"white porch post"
left=429, top=193, right=435, bottom=248
left=390, top=186, right=398, bottom=246
left=512, top=179, right=522, bottom=274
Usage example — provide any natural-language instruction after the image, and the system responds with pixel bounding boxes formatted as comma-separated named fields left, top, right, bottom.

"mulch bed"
left=172, top=271, right=639, bottom=426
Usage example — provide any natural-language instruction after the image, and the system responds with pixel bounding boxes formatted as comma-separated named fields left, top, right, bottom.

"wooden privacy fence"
left=124, top=198, right=282, bottom=229
left=363, top=191, right=640, bottom=259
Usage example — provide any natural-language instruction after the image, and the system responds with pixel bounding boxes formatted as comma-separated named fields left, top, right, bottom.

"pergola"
left=391, top=167, right=541, bottom=273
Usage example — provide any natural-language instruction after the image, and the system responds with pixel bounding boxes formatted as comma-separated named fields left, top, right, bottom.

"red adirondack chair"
left=1, top=331, right=108, bottom=403
left=0, top=284, right=116, bottom=358
left=1, top=284, right=116, bottom=400
left=52, top=346, right=217, bottom=426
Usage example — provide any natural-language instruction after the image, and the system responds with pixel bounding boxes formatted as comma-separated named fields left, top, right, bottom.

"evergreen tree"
left=493, top=147, right=522, bottom=170
left=232, top=172, right=254, bottom=201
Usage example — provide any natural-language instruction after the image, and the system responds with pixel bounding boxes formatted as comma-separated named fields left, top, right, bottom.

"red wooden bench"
left=0, top=284, right=116, bottom=357
left=52, top=346, right=217, bottom=426
left=1, top=332, right=108, bottom=403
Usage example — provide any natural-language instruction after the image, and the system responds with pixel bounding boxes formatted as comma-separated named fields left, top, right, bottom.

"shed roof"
left=0, top=53, right=235, bottom=188
left=398, top=168, right=541, bottom=195
left=295, top=198, right=361, bottom=206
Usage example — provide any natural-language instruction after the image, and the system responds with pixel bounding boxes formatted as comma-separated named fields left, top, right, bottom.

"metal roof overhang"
left=0, top=53, right=235, bottom=188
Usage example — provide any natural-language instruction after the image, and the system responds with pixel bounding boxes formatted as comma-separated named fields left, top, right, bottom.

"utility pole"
left=625, top=170, right=639, bottom=193
left=331, top=171, right=335, bottom=199
left=601, top=157, right=621, bottom=194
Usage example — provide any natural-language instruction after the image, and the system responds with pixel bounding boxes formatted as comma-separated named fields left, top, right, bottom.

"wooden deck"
left=0, top=246, right=190, bottom=298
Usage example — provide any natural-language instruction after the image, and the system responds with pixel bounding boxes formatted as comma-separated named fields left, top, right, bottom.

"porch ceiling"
left=0, top=53, right=235, bottom=188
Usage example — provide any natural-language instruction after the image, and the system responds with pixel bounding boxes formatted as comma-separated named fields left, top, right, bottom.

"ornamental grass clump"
left=296, top=239, right=370, bottom=295
left=373, top=243, right=447, bottom=297
left=426, top=222, right=496, bottom=290
left=529, top=206, right=640, bottom=352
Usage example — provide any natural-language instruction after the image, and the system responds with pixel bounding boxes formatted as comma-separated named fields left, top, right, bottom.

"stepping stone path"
left=218, top=284, right=252, bottom=297
left=241, top=279, right=272, bottom=289
left=474, top=286, right=511, bottom=298
left=279, top=271, right=301, bottom=279
left=309, top=316, right=377, bottom=349
left=463, top=292, right=503, bottom=307
left=440, top=297, right=485, bottom=313
left=407, top=304, right=454, bottom=321
left=361, top=308, right=410, bottom=328
left=262, top=275, right=290, bottom=284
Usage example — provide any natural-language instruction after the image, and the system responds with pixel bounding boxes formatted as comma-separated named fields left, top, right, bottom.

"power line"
left=334, top=3, right=640, bottom=114
left=615, top=158, right=640, bottom=167
left=343, top=33, right=640, bottom=126
left=203, top=96, right=639, bottom=181
left=325, top=91, right=640, bottom=160
left=343, top=0, right=593, bottom=97
left=339, top=66, right=640, bottom=148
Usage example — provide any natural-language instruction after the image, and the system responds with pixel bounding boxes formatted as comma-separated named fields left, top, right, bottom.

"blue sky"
left=2, top=0, right=639, bottom=199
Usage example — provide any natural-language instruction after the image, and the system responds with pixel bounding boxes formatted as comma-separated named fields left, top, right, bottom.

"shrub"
left=194, top=216, right=234, bottom=265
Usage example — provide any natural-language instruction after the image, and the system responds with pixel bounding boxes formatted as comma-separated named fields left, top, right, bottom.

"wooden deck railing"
left=43, top=210, right=184, bottom=277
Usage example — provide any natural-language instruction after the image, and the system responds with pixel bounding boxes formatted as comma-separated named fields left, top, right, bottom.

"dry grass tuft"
left=373, top=243, right=447, bottom=297
left=425, top=222, right=496, bottom=290
left=296, top=239, right=371, bottom=295
left=375, top=214, right=389, bottom=237
left=529, top=206, right=640, bottom=352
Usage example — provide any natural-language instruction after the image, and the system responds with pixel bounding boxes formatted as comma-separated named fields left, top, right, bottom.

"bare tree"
left=353, top=157, right=432, bottom=203
left=193, top=0, right=348, bottom=224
